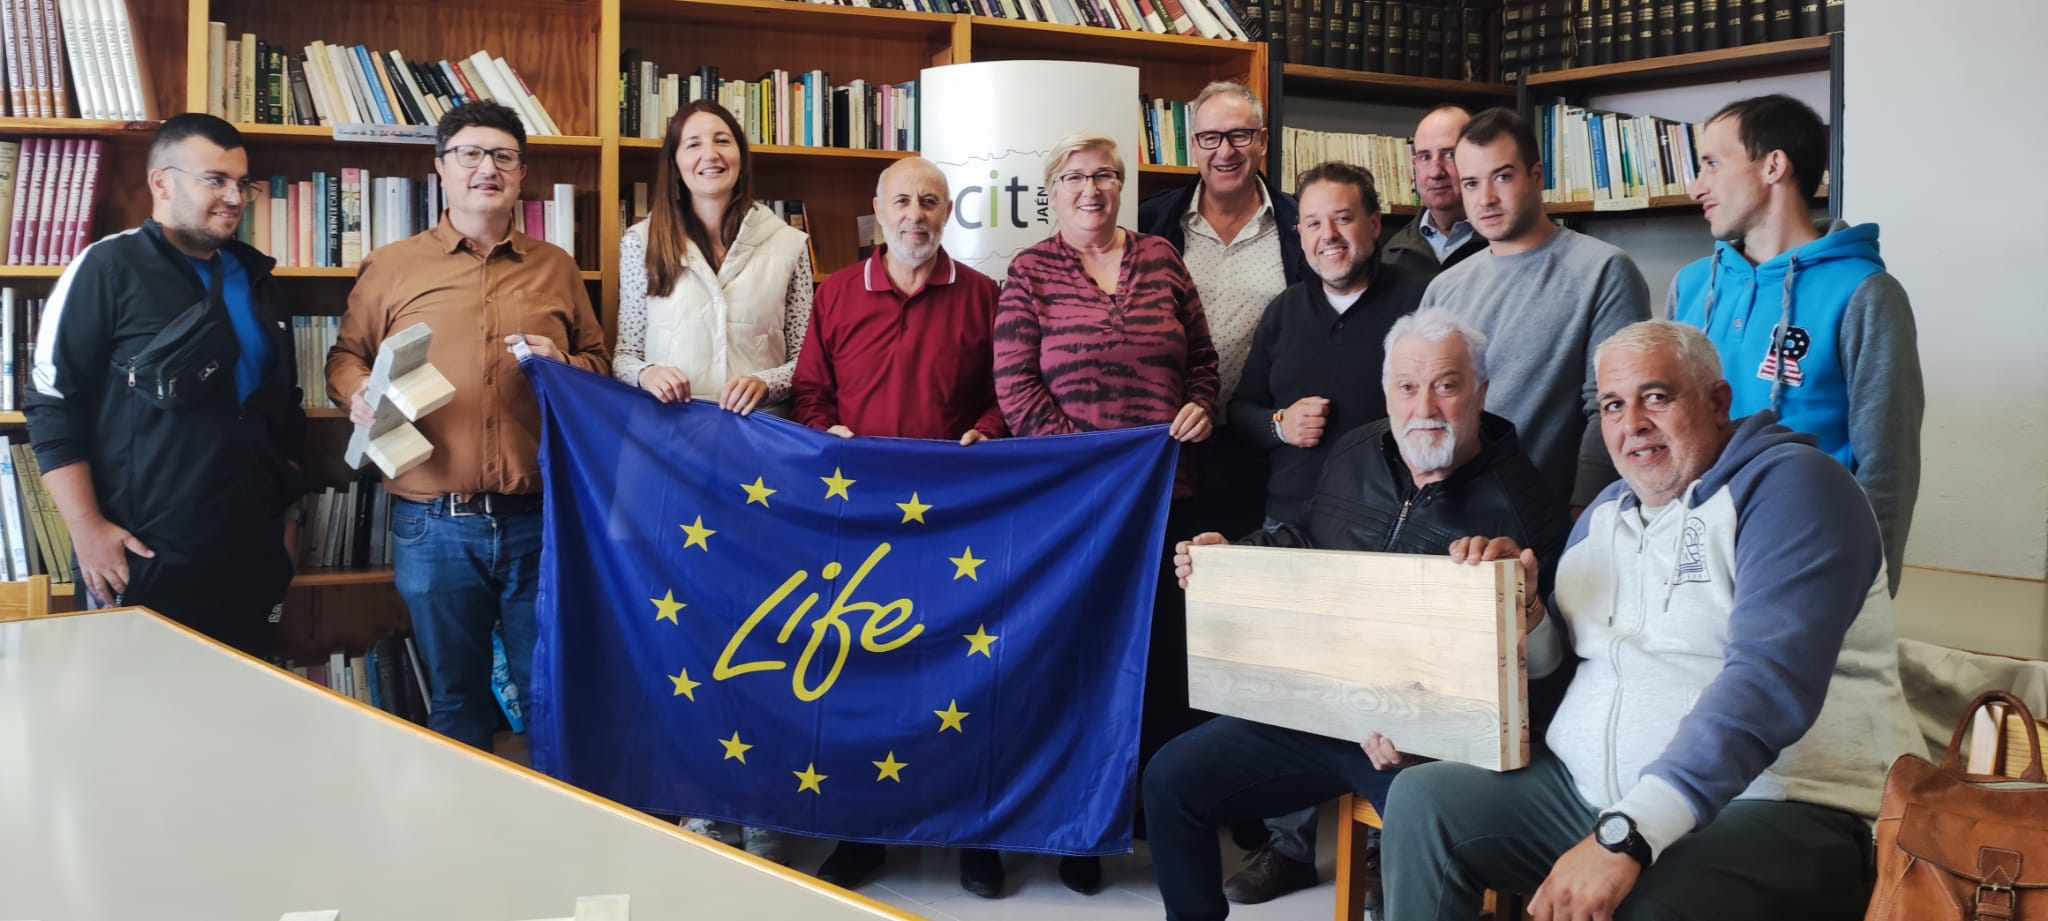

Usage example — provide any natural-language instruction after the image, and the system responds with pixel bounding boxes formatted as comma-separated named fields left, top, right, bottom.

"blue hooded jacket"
left=1670, top=223, right=1885, bottom=472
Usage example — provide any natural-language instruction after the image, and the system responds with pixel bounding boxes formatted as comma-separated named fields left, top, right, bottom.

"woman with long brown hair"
left=615, top=100, right=814, bottom=417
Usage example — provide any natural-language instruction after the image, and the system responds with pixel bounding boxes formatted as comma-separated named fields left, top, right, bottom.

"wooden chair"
left=1335, top=794, right=1520, bottom=921
left=0, top=575, right=54, bottom=622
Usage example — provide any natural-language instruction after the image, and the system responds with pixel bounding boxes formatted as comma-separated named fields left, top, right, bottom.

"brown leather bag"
left=1867, top=690, right=2048, bottom=921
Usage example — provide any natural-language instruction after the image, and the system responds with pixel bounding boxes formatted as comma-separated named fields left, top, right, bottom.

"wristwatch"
left=1594, top=811, right=1651, bottom=867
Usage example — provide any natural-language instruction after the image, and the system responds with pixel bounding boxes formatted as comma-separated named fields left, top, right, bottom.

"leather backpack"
left=1867, top=690, right=2048, bottom=921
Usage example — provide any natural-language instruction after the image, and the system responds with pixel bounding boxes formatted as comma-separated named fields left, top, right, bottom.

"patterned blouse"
left=994, top=230, right=1220, bottom=496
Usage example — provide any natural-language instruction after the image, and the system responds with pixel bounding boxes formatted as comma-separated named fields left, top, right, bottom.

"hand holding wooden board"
left=1184, top=545, right=1529, bottom=771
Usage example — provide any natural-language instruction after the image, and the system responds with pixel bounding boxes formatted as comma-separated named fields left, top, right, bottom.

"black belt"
left=416, top=492, right=543, bottom=517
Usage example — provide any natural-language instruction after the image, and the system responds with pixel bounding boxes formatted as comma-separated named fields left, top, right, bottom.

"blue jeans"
left=392, top=498, right=542, bottom=750
left=1143, top=717, right=1400, bottom=921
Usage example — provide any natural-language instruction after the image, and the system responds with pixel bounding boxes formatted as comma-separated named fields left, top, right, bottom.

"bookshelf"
left=1522, top=36, right=1835, bottom=91
left=0, top=0, right=1268, bottom=649
left=1280, top=65, right=1512, bottom=103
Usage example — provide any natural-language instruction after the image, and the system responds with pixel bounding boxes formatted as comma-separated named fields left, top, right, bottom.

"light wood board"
left=1184, top=545, right=1529, bottom=771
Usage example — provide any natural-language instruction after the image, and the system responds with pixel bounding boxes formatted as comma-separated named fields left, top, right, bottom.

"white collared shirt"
left=1180, top=181, right=1287, bottom=407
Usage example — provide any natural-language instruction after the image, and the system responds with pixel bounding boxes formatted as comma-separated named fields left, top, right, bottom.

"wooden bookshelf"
left=0, top=117, right=165, bottom=137
left=233, top=123, right=605, bottom=150
left=0, top=266, right=67, bottom=279
left=1280, top=65, right=1514, bottom=103
left=0, top=412, right=22, bottom=425
left=292, top=567, right=396, bottom=588
left=1524, top=36, right=1834, bottom=91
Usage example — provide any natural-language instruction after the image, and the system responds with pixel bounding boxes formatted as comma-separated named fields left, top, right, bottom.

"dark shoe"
left=1058, top=855, right=1103, bottom=894
left=959, top=848, right=1005, bottom=898
left=1361, top=834, right=1384, bottom=918
left=1223, top=845, right=1319, bottom=905
left=816, top=841, right=886, bottom=889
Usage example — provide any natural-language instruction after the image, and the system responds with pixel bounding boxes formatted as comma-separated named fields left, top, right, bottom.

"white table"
left=0, top=610, right=917, bottom=921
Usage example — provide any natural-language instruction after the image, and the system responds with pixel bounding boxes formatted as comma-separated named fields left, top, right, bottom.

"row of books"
left=1278, top=126, right=1420, bottom=208
left=0, top=0, right=153, bottom=120
left=203, top=28, right=564, bottom=137
left=293, top=316, right=340, bottom=411
left=291, top=635, right=432, bottom=727
left=1536, top=101, right=1699, bottom=204
left=0, top=286, right=31, bottom=411
left=291, top=632, right=525, bottom=732
left=297, top=477, right=395, bottom=571
left=620, top=59, right=920, bottom=153
left=1512, top=0, right=1842, bottom=79
left=0, top=434, right=73, bottom=585
left=233, top=172, right=585, bottom=266
left=1264, top=0, right=1498, bottom=82
left=0, top=137, right=104, bottom=267
left=1139, top=97, right=1194, bottom=168
left=796, top=0, right=1253, bottom=40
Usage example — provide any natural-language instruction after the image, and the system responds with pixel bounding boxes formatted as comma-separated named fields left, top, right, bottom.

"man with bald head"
left=791, top=155, right=1007, bottom=895
left=795, top=156, right=1005, bottom=446
left=1381, top=104, right=1486, bottom=272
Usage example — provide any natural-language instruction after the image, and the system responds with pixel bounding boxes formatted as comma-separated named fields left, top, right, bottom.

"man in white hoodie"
left=1380, top=319, right=1917, bottom=921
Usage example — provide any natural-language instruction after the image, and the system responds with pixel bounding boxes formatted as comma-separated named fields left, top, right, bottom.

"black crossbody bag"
left=115, top=255, right=241, bottom=410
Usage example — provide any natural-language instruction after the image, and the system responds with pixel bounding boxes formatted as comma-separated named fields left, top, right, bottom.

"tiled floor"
left=764, top=813, right=1350, bottom=921
left=496, top=732, right=1351, bottom=921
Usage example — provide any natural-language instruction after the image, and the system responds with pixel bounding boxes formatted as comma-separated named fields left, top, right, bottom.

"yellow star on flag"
left=949, top=546, right=985, bottom=581
left=963, top=625, right=999, bottom=658
left=896, top=492, right=932, bottom=525
left=669, top=668, right=701, bottom=700
left=719, top=731, right=753, bottom=764
left=821, top=467, right=856, bottom=501
left=934, top=699, right=970, bottom=733
left=794, top=762, right=828, bottom=795
left=650, top=590, right=686, bottom=623
left=872, top=752, right=908, bottom=783
left=680, top=515, right=716, bottom=551
left=741, top=476, right=777, bottom=507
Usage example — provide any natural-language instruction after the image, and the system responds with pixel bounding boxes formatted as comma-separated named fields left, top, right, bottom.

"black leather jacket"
left=1241, top=411, right=1569, bottom=591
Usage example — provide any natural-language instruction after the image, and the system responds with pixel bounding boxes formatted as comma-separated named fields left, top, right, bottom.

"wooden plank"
left=1281, top=63, right=1514, bottom=102
left=1185, top=545, right=1528, bottom=770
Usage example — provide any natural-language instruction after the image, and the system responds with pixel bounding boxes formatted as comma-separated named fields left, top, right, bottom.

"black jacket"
left=1240, top=412, right=1569, bottom=592
left=1137, top=172, right=1309, bottom=288
left=25, top=219, right=305, bottom=567
left=1225, top=259, right=1433, bottom=524
left=1379, top=212, right=1487, bottom=274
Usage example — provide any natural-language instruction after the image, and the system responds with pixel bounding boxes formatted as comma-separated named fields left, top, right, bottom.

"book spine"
left=1656, top=0, right=1677, bottom=57
left=1823, top=0, right=1840, bottom=33
left=1744, top=0, right=1766, bottom=44
left=0, top=141, right=17, bottom=266
left=6, top=138, right=34, bottom=265
left=1380, top=0, right=1401, bottom=72
left=23, top=0, right=48, bottom=116
left=1795, top=0, right=1818, bottom=36
left=30, top=138, right=67, bottom=266
left=1768, top=0, right=1792, bottom=40
left=1402, top=0, right=1422, bottom=75
left=1698, top=0, right=1719, bottom=49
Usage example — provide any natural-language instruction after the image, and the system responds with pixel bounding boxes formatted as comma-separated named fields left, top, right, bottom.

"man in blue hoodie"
left=1670, top=93, right=1922, bottom=594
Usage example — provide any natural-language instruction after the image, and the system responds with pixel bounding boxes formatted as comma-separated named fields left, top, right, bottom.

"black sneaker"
left=1058, top=855, right=1103, bottom=894
left=816, top=841, right=886, bottom=890
left=959, top=848, right=1005, bottom=898
left=1222, top=846, right=1319, bottom=905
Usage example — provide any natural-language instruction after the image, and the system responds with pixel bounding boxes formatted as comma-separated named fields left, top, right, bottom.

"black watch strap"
left=1596, top=811, right=1652, bottom=867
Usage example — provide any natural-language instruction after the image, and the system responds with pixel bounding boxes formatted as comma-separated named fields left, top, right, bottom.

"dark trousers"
left=1382, top=752, right=1876, bottom=921
left=86, top=531, right=294, bottom=659
left=1143, top=716, right=1401, bottom=921
left=1140, top=498, right=1203, bottom=774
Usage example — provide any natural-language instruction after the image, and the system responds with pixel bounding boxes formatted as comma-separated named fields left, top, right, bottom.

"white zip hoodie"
left=1526, top=412, right=1920, bottom=861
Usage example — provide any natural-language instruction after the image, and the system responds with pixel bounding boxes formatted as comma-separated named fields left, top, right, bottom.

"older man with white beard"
left=791, top=155, right=1008, bottom=897
left=1141, top=307, right=1570, bottom=921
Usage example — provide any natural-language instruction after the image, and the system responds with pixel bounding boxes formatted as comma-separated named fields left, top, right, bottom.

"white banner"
left=918, top=61, right=1142, bottom=280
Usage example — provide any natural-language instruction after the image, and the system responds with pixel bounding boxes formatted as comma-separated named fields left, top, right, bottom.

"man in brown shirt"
left=327, top=102, right=607, bottom=750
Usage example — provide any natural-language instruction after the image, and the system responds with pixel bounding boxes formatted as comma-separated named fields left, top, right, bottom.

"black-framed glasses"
left=159, top=165, right=261, bottom=200
left=1054, top=169, right=1124, bottom=191
left=1193, top=128, right=1262, bottom=150
left=439, top=145, right=525, bottom=170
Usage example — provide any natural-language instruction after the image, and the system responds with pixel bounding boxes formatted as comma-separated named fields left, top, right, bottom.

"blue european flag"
left=523, top=359, right=1179, bottom=855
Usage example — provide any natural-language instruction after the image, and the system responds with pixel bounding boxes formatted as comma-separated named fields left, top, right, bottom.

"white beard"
left=1397, top=419, right=1458, bottom=475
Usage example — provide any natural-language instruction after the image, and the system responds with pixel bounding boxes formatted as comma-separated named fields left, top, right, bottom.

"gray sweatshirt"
left=1418, top=227, right=1652, bottom=507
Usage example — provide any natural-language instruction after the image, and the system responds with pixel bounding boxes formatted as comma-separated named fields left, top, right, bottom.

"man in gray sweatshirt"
left=1380, top=320, right=1918, bottom=921
left=1418, top=108, right=1651, bottom=509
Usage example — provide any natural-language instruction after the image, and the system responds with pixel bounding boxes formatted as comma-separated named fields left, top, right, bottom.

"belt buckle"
left=447, top=492, right=476, bottom=518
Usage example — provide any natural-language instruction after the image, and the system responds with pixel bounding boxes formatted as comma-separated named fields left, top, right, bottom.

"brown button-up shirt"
left=326, top=217, right=608, bottom=502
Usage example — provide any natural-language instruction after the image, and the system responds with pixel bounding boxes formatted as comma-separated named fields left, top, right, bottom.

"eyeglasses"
left=1054, top=169, right=1124, bottom=191
left=439, top=145, right=525, bottom=170
left=1192, top=128, right=1262, bottom=150
left=160, top=166, right=262, bottom=200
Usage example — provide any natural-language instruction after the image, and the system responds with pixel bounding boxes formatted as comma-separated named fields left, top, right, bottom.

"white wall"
left=1847, top=0, right=2048, bottom=587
